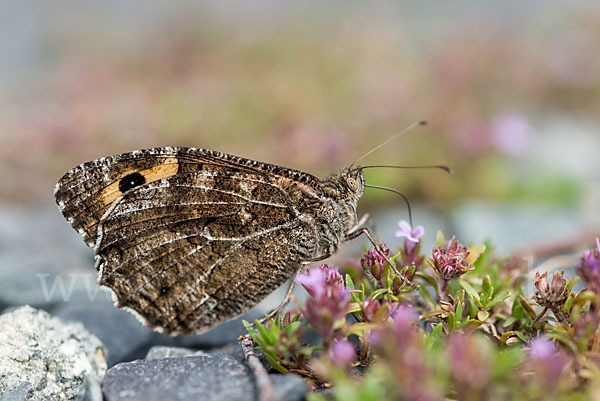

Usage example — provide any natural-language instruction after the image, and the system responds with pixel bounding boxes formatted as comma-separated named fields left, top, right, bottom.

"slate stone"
left=0, top=382, right=32, bottom=401
left=145, top=346, right=208, bottom=360
left=271, top=374, right=308, bottom=401
left=0, top=306, right=107, bottom=401
left=102, top=354, right=308, bottom=401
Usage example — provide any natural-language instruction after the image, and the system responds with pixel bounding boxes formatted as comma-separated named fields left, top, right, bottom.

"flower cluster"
left=526, top=337, right=568, bottom=387
left=247, top=222, right=600, bottom=400
left=447, top=333, right=491, bottom=392
left=330, top=339, right=356, bottom=368
left=534, top=271, right=568, bottom=321
left=431, top=236, right=475, bottom=280
left=360, top=245, right=390, bottom=282
left=295, top=264, right=349, bottom=340
left=370, top=306, right=442, bottom=401
left=576, top=238, right=600, bottom=293
left=360, top=298, right=403, bottom=323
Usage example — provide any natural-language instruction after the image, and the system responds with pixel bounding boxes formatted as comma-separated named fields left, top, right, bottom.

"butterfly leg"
left=348, top=213, right=370, bottom=235
left=257, top=279, right=297, bottom=324
left=347, top=227, right=418, bottom=289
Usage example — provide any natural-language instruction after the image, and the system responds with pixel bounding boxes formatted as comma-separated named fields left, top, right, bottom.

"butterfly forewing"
left=54, top=147, right=338, bottom=334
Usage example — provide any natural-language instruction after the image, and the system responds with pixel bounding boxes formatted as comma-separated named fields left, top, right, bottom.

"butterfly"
left=54, top=147, right=373, bottom=335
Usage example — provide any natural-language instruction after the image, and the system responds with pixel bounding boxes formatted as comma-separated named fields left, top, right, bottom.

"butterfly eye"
left=346, top=177, right=359, bottom=192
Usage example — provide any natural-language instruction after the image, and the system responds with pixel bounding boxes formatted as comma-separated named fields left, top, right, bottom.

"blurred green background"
left=1, top=0, right=599, bottom=253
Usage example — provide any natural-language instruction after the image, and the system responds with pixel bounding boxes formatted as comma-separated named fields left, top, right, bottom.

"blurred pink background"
left=0, top=0, right=598, bottom=254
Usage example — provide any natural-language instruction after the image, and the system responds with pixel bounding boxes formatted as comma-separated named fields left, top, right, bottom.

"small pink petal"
left=394, top=230, right=407, bottom=238
left=413, top=225, right=425, bottom=238
left=398, top=220, right=412, bottom=233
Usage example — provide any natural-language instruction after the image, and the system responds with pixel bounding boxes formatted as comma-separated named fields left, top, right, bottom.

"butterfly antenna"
left=364, top=184, right=414, bottom=228
left=361, top=165, right=452, bottom=174
left=350, top=120, right=427, bottom=167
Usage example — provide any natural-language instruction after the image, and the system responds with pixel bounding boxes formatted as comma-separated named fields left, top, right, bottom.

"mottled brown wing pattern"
left=54, top=147, right=326, bottom=334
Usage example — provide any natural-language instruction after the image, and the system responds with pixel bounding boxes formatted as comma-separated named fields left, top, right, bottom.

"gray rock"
left=54, top=299, right=155, bottom=367
left=270, top=374, right=308, bottom=401
left=0, top=306, right=107, bottom=401
left=0, top=382, right=32, bottom=401
left=145, top=346, right=208, bottom=360
left=76, top=374, right=102, bottom=401
left=102, top=354, right=308, bottom=401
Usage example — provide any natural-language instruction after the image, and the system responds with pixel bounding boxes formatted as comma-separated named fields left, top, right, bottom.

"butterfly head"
left=336, top=167, right=365, bottom=203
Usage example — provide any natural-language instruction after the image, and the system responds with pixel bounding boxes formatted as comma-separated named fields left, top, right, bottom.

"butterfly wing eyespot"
left=119, top=172, right=146, bottom=192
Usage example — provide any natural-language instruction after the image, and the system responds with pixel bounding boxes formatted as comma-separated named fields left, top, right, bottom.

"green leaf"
left=477, top=310, right=490, bottom=321
left=245, top=325, right=260, bottom=345
left=426, top=324, right=444, bottom=351
left=486, top=291, right=511, bottom=309
left=461, top=319, right=483, bottom=329
left=270, top=320, right=281, bottom=340
left=511, top=297, right=526, bottom=320
left=459, top=280, right=482, bottom=308
left=345, top=273, right=355, bottom=290
left=359, top=283, right=366, bottom=301
left=382, top=263, right=391, bottom=288
left=518, top=295, right=537, bottom=320
left=473, top=240, right=493, bottom=270
left=455, top=295, right=464, bottom=322
left=284, top=321, right=301, bottom=334
left=481, top=275, right=493, bottom=304
left=255, top=320, right=275, bottom=345
left=547, top=332, right=578, bottom=354
left=503, top=316, right=518, bottom=328
left=370, top=288, right=389, bottom=300
left=263, top=352, right=287, bottom=373
left=346, top=322, right=381, bottom=336
left=448, top=311, right=456, bottom=330
left=373, top=303, right=391, bottom=323
left=467, top=297, right=478, bottom=318
left=436, top=230, right=446, bottom=247
left=500, top=331, right=515, bottom=344
left=492, top=347, right=523, bottom=380
left=415, top=272, right=439, bottom=295
left=572, top=290, right=598, bottom=308
left=465, top=244, right=486, bottom=265
left=348, top=302, right=362, bottom=313
left=421, top=310, right=444, bottom=319
left=515, top=331, right=528, bottom=343
left=565, top=275, right=580, bottom=296
left=418, top=285, right=436, bottom=308
left=564, top=292, right=576, bottom=313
